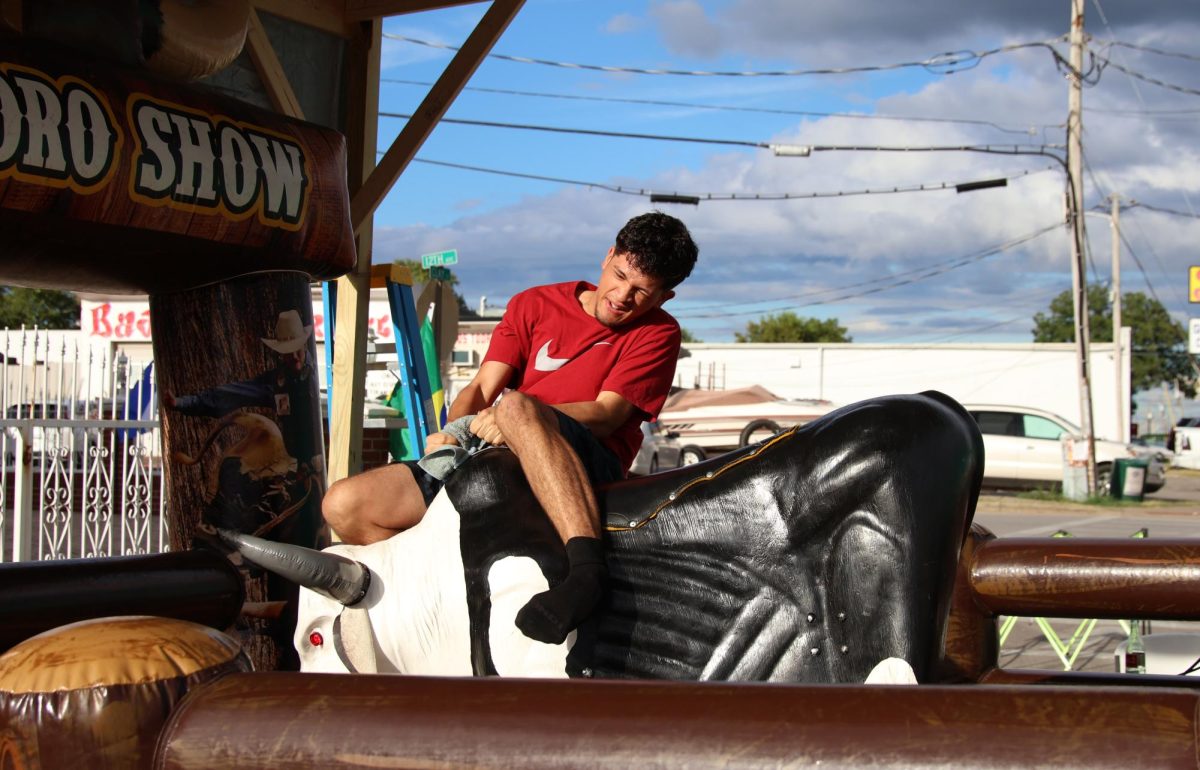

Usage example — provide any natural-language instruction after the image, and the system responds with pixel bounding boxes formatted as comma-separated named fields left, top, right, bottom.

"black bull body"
left=448, top=390, right=983, bottom=682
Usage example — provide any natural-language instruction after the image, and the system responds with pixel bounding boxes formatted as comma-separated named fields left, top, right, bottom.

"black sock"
left=515, top=536, right=607, bottom=645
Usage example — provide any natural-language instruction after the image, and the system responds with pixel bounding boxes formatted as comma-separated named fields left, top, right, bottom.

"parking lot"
left=976, top=468, right=1200, bottom=674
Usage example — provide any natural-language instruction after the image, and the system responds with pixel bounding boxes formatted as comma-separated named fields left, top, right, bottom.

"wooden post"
left=327, top=17, right=382, bottom=485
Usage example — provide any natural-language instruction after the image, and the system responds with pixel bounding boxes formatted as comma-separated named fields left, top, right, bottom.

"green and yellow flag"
left=387, top=318, right=446, bottom=461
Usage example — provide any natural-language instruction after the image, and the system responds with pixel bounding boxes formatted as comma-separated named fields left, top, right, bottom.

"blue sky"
left=367, top=1, right=1200, bottom=344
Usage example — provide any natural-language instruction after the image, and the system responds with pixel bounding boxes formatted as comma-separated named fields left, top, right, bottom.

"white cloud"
left=374, top=2, right=1200, bottom=343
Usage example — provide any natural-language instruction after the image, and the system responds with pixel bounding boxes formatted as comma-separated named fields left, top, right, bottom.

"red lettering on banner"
left=374, top=318, right=392, bottom=339
left=115, top=312, right=136, bottom=338
left=90, top=303, right=113, bottom=337
left=136, top=311, right=151, bottom=338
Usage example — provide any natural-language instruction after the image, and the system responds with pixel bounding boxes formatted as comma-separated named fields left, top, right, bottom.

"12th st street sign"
left=421, top=249, right=458, bottom=268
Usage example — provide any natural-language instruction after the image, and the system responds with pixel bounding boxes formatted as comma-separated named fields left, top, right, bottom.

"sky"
left=369, top=0, right=1200, bottom=345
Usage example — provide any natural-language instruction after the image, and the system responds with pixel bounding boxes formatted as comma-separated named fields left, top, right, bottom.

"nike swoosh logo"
left=534, top=340, right=570, bottom=371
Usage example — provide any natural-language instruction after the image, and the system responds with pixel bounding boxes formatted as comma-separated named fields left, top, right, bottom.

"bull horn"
left=218, top=529, right=370, bottom=607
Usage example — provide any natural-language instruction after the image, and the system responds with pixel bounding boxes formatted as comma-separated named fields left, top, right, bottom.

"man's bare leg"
left=322, top=463, right=430, bottom=545
left=493, top=392, right=607, bottom=644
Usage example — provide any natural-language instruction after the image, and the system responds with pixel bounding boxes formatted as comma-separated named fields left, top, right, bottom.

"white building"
left=61, top=291, right=1169, bottom=442
left=674, top=337, right=1133, bottom=443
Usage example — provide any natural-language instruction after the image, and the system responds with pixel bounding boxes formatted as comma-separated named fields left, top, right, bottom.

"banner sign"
left=0, top=39, right=355, bottom=295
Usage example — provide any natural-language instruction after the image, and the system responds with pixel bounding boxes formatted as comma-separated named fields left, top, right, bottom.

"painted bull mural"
left=228, top=390, right=983, bottom=683
left=178, top=411, right=313, bottom=542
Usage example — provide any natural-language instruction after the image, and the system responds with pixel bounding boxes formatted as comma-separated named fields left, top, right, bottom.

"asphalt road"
left=975, top=468, right=1200, bottom=675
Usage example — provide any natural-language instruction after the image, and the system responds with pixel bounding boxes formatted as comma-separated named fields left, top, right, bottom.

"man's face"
left=592, top=248, right=674, bottom=328
left=281, top=347, right=306, bottom=373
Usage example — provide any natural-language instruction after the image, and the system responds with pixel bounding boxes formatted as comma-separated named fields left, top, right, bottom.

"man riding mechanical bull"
left=227, top=212, right=983, bottom=683
left=323, top=211, right=699, bottom=646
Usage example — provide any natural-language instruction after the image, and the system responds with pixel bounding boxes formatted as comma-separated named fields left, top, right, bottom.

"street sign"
left=1191, top=266, right=1200, bottom=303
left=428, top=266, right=451, bottom=281
left=421, top=249, right=458, bottom=269
left=1191, top=318, right=1200, bottom=355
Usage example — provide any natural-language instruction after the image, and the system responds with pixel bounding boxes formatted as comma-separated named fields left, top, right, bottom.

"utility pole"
left=1110, top=194, right=1124, bottom=443
left=1068, top=0, right=1099, bottom=492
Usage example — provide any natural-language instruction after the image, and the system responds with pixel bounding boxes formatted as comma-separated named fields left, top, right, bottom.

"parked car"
left=1169, top=418, right=1200, bottom=470
left=964, top=404, right=1165, bottom=494
left=657, top=386, right=838, bottom=461
left=629, top=421, right=686, bottom=476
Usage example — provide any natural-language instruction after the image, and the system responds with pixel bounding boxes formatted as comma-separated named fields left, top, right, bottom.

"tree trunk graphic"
left=150, top=272, right=327, bottom=670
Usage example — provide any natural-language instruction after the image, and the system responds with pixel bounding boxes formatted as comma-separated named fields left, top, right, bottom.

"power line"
left=1127, top=201, right=1200, bottom=219
left=406, top=155, right=1052, bottom=202
left=673, top=224, right=1062, bottom=320
left=679, top=223, right=1060, bottom=312
left=380, top=110, right=1066, bottom=160
left=380, top=78, right=1049, bottom=135
left=1117, top=229, right=1167, bottom=308
left=381, top=111, right=767, bottom=148
left=1091, top=53, right=1200, bottom=97
left=384, top=34, right=1063, bottom=78
left=1101, top=39, right=1200, bottom=64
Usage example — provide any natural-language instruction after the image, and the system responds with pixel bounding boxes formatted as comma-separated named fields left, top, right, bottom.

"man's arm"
left=425, top=361, right=514, bottom=452
left=553, top=391, right=636, bottom=439
left=448, top=360, right=513, bottom=419
left=164, top=373, right=273, bottom=417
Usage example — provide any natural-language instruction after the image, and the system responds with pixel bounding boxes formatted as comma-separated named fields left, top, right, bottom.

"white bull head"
left=223, top=489, right=573, bottom=677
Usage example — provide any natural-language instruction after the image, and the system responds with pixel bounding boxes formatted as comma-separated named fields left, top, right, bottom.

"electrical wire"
left=1089, top=1, right=1148, bottom=109
left=672, top=224, right=1063, bottom=320
left=380, top=78, right=1050, bottom=135
left=406, top=155, right=1053, bottom=203
left=677, top=223, right=1061, bottom=313
left=1116, top=200, right=1200, bottom=308
left=1101, top=39, right=1200, bottom=64
left=1090, top=53, right=1200, bottom=97
left=384, top=34, right=1063, bottom=78
left=382, top=111, right=768, bottom=148
left=1126, top=201, right=1200, bottom=219
left=382, top=111, right=1068, bottom=159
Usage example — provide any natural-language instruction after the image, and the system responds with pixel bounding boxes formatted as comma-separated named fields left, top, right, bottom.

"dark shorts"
left=404, top=409, right=624, bottom=506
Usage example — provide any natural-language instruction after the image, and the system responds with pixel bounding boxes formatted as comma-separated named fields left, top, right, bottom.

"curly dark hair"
left=614, top=212, right=698, bottom=290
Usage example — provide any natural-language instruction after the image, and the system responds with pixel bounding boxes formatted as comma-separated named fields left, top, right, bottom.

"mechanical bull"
left=227, top=391, right=983, bottom=683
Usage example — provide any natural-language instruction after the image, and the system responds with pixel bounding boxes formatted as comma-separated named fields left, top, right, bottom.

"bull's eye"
left=309, top=631, right=324, bottom=647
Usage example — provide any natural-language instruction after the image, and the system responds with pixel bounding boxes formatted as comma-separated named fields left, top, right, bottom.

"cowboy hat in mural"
left=261, top=310, right=313, bottom=355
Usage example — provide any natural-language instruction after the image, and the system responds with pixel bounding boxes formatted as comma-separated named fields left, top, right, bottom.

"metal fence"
left=0, top=329, right=168, bottom=561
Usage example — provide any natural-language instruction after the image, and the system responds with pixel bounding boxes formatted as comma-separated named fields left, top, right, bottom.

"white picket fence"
left=0, top=329, right=168, bottom=561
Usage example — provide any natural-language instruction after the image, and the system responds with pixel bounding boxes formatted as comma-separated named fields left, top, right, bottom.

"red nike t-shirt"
left=482, top=281, right=681, bottom=470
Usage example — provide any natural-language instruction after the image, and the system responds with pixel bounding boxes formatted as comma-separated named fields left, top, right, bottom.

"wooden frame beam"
left=345, top=0, right=486, bottom=21
left=349, top=0, right=524, bottom=233
left=246, top=9, right=305, bottom=119
left=251, top=0, right=351, bottom=38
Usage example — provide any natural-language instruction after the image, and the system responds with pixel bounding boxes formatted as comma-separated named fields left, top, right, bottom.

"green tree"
left=393, top=259, right=470, bottom=316
left=735, top=312, right=851, bottom=343
left=0, top=287, right=79, bottom=329
left=1032, top=286, right=1196, bottom=397
left=680, top=327, right=701, bottom=343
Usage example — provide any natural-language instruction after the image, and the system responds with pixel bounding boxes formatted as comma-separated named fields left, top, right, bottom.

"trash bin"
left=1111, top=457, right=1149, bottom=501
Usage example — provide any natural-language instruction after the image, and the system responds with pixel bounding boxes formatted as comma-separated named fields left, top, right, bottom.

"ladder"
left=322, top=264, right=436, bottom=460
